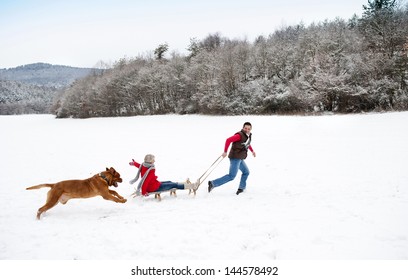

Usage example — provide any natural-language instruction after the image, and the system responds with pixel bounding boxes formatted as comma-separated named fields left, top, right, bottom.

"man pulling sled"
left=129, top=121, right=256, bottom=200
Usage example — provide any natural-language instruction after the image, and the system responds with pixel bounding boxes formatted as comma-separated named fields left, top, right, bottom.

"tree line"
left=0, top=80, right=57, bottom=115
left=54, top=0, right=408, bottom=118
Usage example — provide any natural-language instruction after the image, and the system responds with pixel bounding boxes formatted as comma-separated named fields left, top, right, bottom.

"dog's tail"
left=26, top=184, right=54, bottom=190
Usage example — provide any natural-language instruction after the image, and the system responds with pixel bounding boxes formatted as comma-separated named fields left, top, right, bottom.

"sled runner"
left=131, top=188, right=196, bottom=201
left=149, top=188, right=178, bottom=201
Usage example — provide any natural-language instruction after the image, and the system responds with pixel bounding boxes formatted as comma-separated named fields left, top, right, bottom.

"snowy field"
left=0, top=112, right=407, bottom=262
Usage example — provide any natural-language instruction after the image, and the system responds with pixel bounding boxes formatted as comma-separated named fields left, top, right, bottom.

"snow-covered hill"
left=0, top=63, right=99, bottom=88
left=0, top=63, right=103, bottom=115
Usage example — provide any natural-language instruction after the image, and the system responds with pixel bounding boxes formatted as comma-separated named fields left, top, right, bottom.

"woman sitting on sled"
left=129, top=154, right=199, bottom=199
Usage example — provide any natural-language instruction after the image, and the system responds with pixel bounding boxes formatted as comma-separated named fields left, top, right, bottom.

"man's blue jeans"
left=211, top=158, right=250, bottom=190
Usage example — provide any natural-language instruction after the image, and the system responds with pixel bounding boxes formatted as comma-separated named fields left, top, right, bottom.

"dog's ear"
left=106, top=167, right=109, bottom=171
left=108, top=167, right=116, bottom=175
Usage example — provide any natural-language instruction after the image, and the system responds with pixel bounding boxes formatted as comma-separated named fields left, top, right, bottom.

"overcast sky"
left=1, top=0, right=370, bottom=69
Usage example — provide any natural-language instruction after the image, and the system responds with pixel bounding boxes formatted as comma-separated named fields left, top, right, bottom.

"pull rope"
left=197, top=155, right=224, bottom=186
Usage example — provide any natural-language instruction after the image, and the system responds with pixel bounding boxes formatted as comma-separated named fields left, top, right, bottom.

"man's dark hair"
left=243, top=122, right=252, bottom=127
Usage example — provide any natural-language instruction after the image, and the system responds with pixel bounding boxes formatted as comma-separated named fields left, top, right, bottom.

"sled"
left=149, top=188, right=178, bottom=201
left=131, top=188, right=178, bottom=201
left=152, top=156, right=224, bottom=199
left=130, top=156, right=223, bottom=201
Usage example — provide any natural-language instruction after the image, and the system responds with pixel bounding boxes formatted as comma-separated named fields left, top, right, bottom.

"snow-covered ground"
left=0, top=112, right=407, bottom=261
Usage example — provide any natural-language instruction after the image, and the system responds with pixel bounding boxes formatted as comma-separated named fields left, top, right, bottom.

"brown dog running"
left=26, top=167, right=127, bottom=219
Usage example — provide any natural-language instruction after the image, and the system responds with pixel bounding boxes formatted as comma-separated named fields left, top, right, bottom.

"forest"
left=54, top=0, right=408, bottom=118
left=0, top=63, right=98, bottom=115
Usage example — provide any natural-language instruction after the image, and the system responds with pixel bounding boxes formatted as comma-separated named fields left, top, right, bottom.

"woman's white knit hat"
left=144, top=154, right=155, bottom=163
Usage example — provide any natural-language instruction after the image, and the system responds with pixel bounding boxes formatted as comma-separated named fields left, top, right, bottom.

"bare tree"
left=154, top=43, right=169, bottom=60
